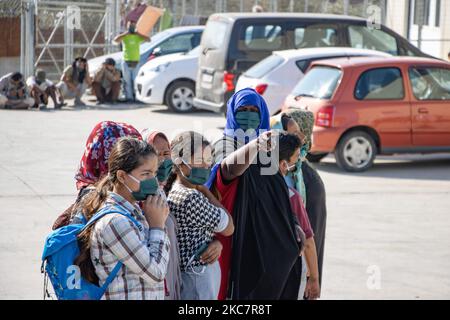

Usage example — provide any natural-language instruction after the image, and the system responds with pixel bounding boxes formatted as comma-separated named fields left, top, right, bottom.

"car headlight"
left=149, top=62, right=171, bottom=73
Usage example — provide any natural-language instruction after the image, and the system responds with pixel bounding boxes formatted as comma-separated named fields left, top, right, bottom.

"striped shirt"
left=90, top=191, right=170, bottom=300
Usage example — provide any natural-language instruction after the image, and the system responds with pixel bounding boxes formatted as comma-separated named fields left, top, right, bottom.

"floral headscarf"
left=284, top=109, right=315, bottom=152
left=75, top=121, right=142, bottom=190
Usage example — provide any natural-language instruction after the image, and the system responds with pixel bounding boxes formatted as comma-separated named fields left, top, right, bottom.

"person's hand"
left=304, top=277, right=320, bottom=300
left=143, top=195, right=169, bottom=229
left=200, top=240, right=223, bottom=264
left=256, top=130, right=277, bottom=153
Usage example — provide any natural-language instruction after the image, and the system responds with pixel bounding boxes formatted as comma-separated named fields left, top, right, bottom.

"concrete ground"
left=0, top=100, right=449, bottom=299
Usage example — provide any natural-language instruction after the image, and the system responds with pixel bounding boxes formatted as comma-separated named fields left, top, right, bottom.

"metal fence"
left=20, top=0, right=121, bottom=81
left=145, top=0, right=387, bottom=27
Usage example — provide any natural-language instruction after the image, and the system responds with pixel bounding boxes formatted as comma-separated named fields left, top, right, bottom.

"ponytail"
left=164, top=171, right=177, bottom=195
left=75, top=175, right=114, bottom=284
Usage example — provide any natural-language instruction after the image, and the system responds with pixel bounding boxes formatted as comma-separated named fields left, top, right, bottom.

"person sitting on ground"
left=0, top=72, right=35, bottom=109
left=56, top=57, right=92, bottom=107
left=92, top=58, right=121, bottom=105
left=27, top=69, right=65, bottom=109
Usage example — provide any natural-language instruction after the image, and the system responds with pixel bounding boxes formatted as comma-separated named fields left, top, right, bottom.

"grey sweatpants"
left=181, top=261, right=221, bottom=300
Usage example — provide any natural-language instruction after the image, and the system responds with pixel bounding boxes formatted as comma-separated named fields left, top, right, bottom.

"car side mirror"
left=153, top=47, right=162, bottom=56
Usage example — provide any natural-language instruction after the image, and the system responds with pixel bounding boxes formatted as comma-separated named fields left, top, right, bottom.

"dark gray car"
left=194, top=13, right=432, bottom=115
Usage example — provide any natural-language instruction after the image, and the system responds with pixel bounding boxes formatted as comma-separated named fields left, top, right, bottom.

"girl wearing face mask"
left=142, top=129, right=182, bottom=300
left=75, top=137, right=170, bottom=300
left=165, top=131, right=234, bottom=300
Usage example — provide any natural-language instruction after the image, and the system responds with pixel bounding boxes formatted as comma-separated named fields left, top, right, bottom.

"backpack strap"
left=82, top=206, right=142, bottom=232
left=100, top=261, right=123, bottom=293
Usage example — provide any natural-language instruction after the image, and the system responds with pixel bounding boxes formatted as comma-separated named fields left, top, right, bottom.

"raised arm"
left=113, top=32, right=129, bottom=45
left=136, top=32, right=150, bottom=42
left=220, top=130, right=274, bottom=181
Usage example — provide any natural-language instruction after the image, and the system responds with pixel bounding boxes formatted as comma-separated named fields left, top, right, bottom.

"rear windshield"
left=292, top=66, right=342, bottom=99
left=202, top=20, right=229, bottom=49
left=244, top=54, right=284, bottom=78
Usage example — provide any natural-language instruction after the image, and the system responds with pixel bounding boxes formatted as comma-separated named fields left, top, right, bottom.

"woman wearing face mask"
left=142, top=129, right=182, bottom=300
left=207, top=88, right=302, bottom=300
left=165, top=131, right=234, bottom=300
left=75, top=137, right=170, bottom=300
left=284, top=109, right=327, bottom=290
left=52, top=121, right=142, bottom=230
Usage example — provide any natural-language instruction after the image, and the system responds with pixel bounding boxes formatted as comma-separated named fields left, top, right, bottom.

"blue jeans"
left=180, top=261, right=221, bottom=300
left=122, top=61, right=141, bottom=101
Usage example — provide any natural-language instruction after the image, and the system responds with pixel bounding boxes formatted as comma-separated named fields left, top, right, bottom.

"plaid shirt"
left=90, top=192, right=170, bottom=300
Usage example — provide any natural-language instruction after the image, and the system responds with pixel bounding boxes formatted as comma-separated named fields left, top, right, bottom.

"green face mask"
left=300, top=145, right=308, bottom=160
left=235, top=111, right=260, bottom=131
left=181, top=161, right=211, bottom=185
left=157, top=159, right=173, bottom=182
left=126, top=174, right=159, bottom=201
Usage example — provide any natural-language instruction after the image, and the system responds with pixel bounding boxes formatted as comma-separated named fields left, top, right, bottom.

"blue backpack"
left=41, top=206, right=141, bottom=300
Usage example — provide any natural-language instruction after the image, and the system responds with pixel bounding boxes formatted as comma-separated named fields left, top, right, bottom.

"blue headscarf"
left=205, top=88, right=271, bottom=188
left=224, top=88, right=270, bottom=138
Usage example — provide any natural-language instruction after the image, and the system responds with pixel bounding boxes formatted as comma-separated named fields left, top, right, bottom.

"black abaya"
left=228, top=162, right=301, bottom=300
left=301, top=161, right=327, bottom=287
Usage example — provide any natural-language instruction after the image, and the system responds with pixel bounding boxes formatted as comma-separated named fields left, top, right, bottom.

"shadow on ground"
left=314, top=154, right=450, bottom=181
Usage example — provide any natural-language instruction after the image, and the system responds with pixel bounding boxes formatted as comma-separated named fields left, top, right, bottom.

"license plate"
left=202, top=74, right=213, bottom=83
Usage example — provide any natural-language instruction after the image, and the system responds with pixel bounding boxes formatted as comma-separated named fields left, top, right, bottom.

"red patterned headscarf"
left=75, top=121, right=142, bottom=190
left=141, top=129, right=170, bottom=147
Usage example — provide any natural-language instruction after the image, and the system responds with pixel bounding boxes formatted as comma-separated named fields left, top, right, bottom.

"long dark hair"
left=164, top=131, right=210, bottom=194
left=72, top=57, right=87, bottom=84
left=75, top=137, right=156, bottom=284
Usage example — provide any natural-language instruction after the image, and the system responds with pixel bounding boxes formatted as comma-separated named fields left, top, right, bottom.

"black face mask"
left=129, top=26, right=136, bottom=33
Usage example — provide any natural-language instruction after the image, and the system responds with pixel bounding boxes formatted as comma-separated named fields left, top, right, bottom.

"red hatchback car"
left=281, top=56, right=450, bottom=172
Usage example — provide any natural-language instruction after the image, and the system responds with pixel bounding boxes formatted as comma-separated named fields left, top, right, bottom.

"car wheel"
left=335, top=131, right=377, bottom=172
left=306, top=153, right=329, bottom=163
left=165, top=81, right=195, bottom=113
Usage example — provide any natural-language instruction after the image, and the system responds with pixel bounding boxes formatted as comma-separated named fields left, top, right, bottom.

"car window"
left=348, top=26, right=398, bottom=55
left=139, top=30, right=172, bottom=54
left=294, top=25, right=338, bottom=48
left=241, top=24, right=283, bottom=50
left=409, top=67, right=450, bottom=100
left=292, top=66, right=342, bottom=100
left=202, top=20, right=228, bottom=49
left=355, top=67, right=404, bottom=100
left=295, top=59, right=310, bottom=73
left=158, top=33, right=198, bottom=54
left=244, top=54, right=284, bottom=78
